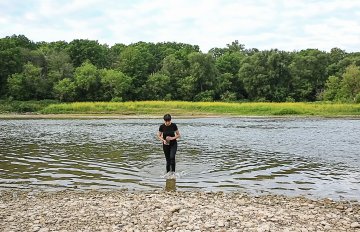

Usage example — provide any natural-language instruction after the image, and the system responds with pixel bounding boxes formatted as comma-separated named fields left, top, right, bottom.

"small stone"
left=170, top=205, right=181, bottom=213
left=205, top=223, right=215, bottom=228
left=257, top=224, right=270, bottom=232
left=351, top=222, right=360, bottom=228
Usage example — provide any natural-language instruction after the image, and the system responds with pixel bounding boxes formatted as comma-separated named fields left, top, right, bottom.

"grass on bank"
left=35, top=101, right=360, bottom=116
left=1, top=100, right=359, bottom=117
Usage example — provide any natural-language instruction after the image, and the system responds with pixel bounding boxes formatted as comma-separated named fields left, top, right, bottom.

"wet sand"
left=1, top=190, right=359, bottom=232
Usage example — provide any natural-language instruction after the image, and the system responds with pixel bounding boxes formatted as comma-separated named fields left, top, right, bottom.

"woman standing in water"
left=157, top=114, right=180, bottom=175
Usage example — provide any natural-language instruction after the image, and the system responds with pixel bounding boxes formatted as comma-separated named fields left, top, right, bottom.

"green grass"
left=37, top=101, right=360, bottom=117
left=1, top=100, right=359, bottom=117
left=0, top=100, right=58, bottom=113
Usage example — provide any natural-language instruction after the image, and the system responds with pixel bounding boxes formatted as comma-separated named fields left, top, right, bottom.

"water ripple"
left=0, top=118, right=359, bottom=200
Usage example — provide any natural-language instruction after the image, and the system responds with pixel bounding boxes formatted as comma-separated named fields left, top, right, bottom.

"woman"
left=157, top=114, right=180, bottom=174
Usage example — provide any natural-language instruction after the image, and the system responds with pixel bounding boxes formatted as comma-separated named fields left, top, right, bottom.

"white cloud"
left=0, top=0, right=359, bottom=52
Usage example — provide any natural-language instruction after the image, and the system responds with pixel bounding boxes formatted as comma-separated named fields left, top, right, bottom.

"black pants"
left=163, top=142, right=177, bottom=172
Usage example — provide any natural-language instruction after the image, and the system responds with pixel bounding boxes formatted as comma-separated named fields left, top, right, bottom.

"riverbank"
left=1, top=100, right=360, bottom=117
left=1, top=190, right=359, bottom=232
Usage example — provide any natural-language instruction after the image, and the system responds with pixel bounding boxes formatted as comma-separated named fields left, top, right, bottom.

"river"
left=0, top=117, right=359, bottom=200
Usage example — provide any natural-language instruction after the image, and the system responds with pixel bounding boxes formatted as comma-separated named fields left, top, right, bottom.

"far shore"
left=1, top=113, right=360, bottom=120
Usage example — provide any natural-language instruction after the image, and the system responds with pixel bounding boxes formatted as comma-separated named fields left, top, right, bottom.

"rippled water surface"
left=0, top=118, right=359, bottom=200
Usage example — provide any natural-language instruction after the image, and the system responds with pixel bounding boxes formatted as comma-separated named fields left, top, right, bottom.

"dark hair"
left=163, top=114, right=171, bottom=121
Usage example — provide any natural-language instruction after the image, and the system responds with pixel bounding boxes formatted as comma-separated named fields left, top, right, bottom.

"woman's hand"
left=166, top=136, right=174, bottom=141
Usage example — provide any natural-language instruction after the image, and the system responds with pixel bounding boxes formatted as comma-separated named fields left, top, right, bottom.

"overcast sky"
left=1, top=0, right=360, bottom=52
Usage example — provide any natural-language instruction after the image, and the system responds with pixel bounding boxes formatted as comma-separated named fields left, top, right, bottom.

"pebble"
left=351, top=222, right=360, bottom=228
left=170, top=205, right=181, bottom=213
left=0, top=190, right=359, bottom=231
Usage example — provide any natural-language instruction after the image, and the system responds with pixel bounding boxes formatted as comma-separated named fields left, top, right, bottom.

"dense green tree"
left=188, top=52, right=217, bottom=94
left=144, top=72, right=171, bottom=100
left=161, top=54, right=187, bottom=79
left=327, top=48, right=347, bottom=77
left=177, top=76, right=196, bottom=101
left=8, top=62, right=49, bottom=100
left=100, top=69, right=132, bottom=101
left=194, top=90, right=215, bottom=102
left=321, top=76, right=341, bottom=101
left=0, top=35, right=37, bottom=98
left=53, top=78, right=76, bottom=102
left=108, top=43, right=127, bottom=69
left=339, top=64, right=360, bottom=102
left=1, top=34, right=360, bottom=103
left=45, top=50, right=74, bottom=83
left=289, top=49, right=329, bottom=101
left=67, top=39, right=109, bottom=68
left=73, top=61, right=101, bottom=101
left=115, top=45, right=154, bottom=99
left=239, top=50, right=292, bottom=101
left=322, top=64, right=360, bottom=102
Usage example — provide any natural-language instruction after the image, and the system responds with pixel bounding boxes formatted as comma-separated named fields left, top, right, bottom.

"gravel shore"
left=1, top=190, right=359, bottom=232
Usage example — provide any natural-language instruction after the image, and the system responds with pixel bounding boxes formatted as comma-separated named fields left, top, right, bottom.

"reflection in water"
left=0, top=118, right=359, bottom=200
left=165, top=179, right=176, bottom=192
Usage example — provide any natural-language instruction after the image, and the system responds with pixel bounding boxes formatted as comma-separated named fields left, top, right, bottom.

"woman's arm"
left=157, top=131, right=167, bottom=144
left=175, top=130, right=180, bottom=139
left=167, top=130, right=180, bottom=141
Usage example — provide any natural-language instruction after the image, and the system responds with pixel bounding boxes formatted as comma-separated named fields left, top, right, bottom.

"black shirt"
left=159, top=123, right=178, bottom=145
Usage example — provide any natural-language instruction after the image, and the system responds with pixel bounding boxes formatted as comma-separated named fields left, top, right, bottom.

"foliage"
left=35, top=101, right=360, bottom=117
left=100, top=69, right=132, bottom=101
left=73, top=61, right=101, bottom=101
left=54, top=78, right=76, bottom=102
left=322, top=64, right=360, bottom=102
left=1, top=35, right=360, bottom=104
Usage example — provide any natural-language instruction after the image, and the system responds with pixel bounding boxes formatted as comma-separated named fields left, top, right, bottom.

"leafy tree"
left=8, top=62, right=49, bottom=100
left=226, top=40, right=245, bottom=53
left=321, top=76, right=341, bottom=101
left=327, top=47, right=347, bottom=77
left=144, top=72, right=171, bottom=100
left=0, top=35, right=37, bottom=98
left=67, top=39, right=109, bottom=68
left=220, top=90, right=237, bottom=102
left=238, top=50, right=292, bottom=101
left=194, top=90, right=215, bottom=102
left=322, top=64, right=360, bottom=102
left=74, top=61, right=101, bottom=101
left=215, top=72, right=243, bottom=100
left=215, top=51, right=244, bottom=76
left=188, top=52, right=217, bottom=94
left=161, top=54, right=187, bottom=79
left=100, top=69, right=132, bottom=101
left=45, top=50, right=74, bottom=83
left=177, top=76, right=196, bottom=101
left=289, top=49, right=329, bottom=101
left=209, top=47, right=228, bottom=59
left=54, top=78, right=76, bottom=102
left=108, top=43, right=127, bottom=68
left=339, top=64, right=360, bottom=102
left=115, top=45, right=154, bottom=99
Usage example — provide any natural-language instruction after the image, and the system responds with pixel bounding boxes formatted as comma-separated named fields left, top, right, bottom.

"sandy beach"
left=1, top=190, right=359, bottom=232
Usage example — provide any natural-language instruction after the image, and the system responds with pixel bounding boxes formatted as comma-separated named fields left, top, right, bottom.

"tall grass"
left=0, top=100, right=58, bottom=113
left=37, top=101, right=360, bottom=117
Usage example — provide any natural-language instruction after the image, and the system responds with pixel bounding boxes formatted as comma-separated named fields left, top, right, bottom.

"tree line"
left=1, top=34, right=359, bottom=103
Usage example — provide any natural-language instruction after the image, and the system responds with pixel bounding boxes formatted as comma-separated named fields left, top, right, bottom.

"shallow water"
left=0, top=117, right=359, bottom=200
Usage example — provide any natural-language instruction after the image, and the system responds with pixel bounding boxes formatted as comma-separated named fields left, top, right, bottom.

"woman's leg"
left=169, top=143, right=177, bottom=172
left=163, top=145, right=171, bottom=172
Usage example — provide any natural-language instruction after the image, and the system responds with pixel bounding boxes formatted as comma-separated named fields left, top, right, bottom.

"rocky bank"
left=0, top=190, right=359, bottom=232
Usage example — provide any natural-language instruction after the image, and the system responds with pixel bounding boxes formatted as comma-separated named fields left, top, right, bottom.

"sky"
left=1, top=0, right=360, bottom=52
